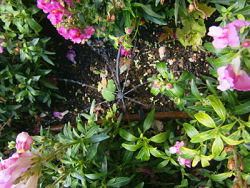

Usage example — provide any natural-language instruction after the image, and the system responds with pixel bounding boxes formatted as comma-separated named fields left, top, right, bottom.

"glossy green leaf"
left=232, top=6, right=250, bottom=16
left=85, top=172, right=107, bottom=180
left=208, top=95, right=226, bottom=122
left=219, top=122, right=235, bottom=134
left=157, top=159, right=169, bottom=168
left=183, top=123, right=199, bottom=138
left=214, top=53, right=236, bottom=67
left=200, top=155, right=212, bottom=167
left=136, top=147, right=150, bottom=161
left=203, top=42, right=230, bottom=56
left=134, top=182, right=144, bottom=188
left=107, top=176, right=133, bottom=187
left=242, top=129, right=250, bottom=143
left=123, top=150, right=134, bottom=165
left=42, top=55, right=54, bottom=65
left=180, top=146, right=197, bottom=159
left=191, top=129, right=216, bottom=143
left=140, top=9, right=167, bottom=25
left=119, top=129, right=138, bottom=141
left=220, top=134, right=243, bottom=145
left=206, top=80, right=217, bottom=96
left=122, top=143, right=142, bottom=151
left=141, top=5, right=165, bottom=18
left=210, top=171, right=233, bottom=181
left=95, top=0, right=103, bottom=9
left=86, top=143, right=99, bottom=160
left=143, top=108, right=155, bottom=133
left=191, top=79, right=202, bottom=100
left=156, top=62, right=169, bottom=79
left=212, top=136, right=224, bottom=158
left=195, top=112, right=216, bottom=128
left=27, top=18, right=42, bottom=32
left=150, top=131, right=169, bottom=143
left=87, top=135, right=109, bottom=143
left=234, top=101, right=250, bottom=115
left=169, top=84, right=185, bottom=98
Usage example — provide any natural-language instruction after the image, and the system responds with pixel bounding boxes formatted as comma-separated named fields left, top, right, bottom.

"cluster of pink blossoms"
left=0, top=132, right=39, bottom=188
left=208, top=20, right=250, bottom=49
left=37, top=0, right=95, bottom=44
left=169, top=141, right=191, bottom=168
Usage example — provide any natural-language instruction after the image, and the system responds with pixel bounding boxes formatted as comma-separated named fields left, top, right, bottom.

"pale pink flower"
left=217, top=57, right=250, bottom=91
left=68, top=28, right=85, bottom=44
left=53, top=110, right=69, bottom=119
left=121, top=45, right=130, bottom=57
left=169, top=141, right=184, bottom=154
left=57, top=26, right=69, bottom=40
left=208, top=20, right=250, bottom=49
left=12, top=174, right=39, bottom=188
left=165, top=83, right=173, bottom=90
left=15, top=132, right=33, bottom=152
left=66, top=50, right=76, bottom=64
left=0, top=152, right=34, bottom=187
left=84, top=26, right=95, bottom=39
left=177, top=156, right=191, bottom=168
left=101, top=26, right=106, bottom=30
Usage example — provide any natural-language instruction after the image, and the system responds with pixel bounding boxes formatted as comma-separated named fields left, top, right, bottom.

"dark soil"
left=36, top=17, right=214, bottom=131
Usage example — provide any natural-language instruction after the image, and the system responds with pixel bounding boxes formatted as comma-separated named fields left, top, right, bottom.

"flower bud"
left=242, top=40, right=250, bottom=48
left=227, top=158, right=235, bottom=170
left=111, top=14, right=115, bottom=22
left=188, top=4, right=195, bottom=13
left=16, top=132, right=33, bottom=152
left=165, top=83, right=173, bottom=90
left=125, top=28, right=132, bottom=35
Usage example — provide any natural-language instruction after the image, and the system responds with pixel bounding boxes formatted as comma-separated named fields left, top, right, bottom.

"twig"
left=233, top=145, right=243, bottom=188
left=0, top=115, right=14, bottom=134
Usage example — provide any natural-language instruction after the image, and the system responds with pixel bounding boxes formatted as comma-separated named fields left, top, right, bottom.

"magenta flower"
left=177, top=156, right=191, bottom=168
left=121, top=45, right=131, bottom=57
left=125, top=28, right=132, bottom=35
left=66, top=50, right=76, bottom=64
left=37, top=0, right=50, bottom=13
left=47, top=10, right=64, bottom=25
left=153, top=79, right=159, bottom=88
left=15, top=132, right=33, bottom=152
left=242, top=40, right=250, bottom=48
left=68, top=28, right=85, bottom=44
left=57, top=26, right=69, bottom=40
left=217, top=57, right=250, bottom=91
left=165, top=83, right=173, bottom=90
left=84, top=26, right=95, bottom=39
left=208, top=20, right=250, bottom=49
left=53, top=110, right=69, bottom=119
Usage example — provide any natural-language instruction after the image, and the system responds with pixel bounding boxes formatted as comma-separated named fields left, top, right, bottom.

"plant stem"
left=233, top=146, right=243, bottom=188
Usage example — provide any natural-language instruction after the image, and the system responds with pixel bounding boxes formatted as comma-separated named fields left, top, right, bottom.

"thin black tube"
left=116, top=44, right=122, bottom=92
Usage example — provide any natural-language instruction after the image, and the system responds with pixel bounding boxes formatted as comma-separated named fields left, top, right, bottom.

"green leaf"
left=86, top=143, right=99, bottom=160
left=107, top=176, right=134, bottom=187
left=122, top=143, right=143, bottom=151
left=30, top=90, right=42, bottom=96
left=157, top=160, right=169, bottom=168
left=123, top=150, right=134, bottom=165
left=143, top=108, right=155, bottom=133
left=178, top=70, right=194, bottom=81
left=150, top=87, right=160, bottom=96
left=102, top=88, right=115, bottom=101
left=85, top=172, right=107, bottom=180
left=191, top=129, right=216, bottom=143
left=212, top=136, right=224, bottom=158
left=141, top=5, right=165, bottom=18
left=156, top=62, right=169, bottom=79
left=219, top=122, right=235, bottom=134
left=220, top=134, right=243, bottom=145
left=149, top=131, right=169, bottom=143
left=191, top=79, right=202, bottom=100
left=36, top=69, right=51, bottom=76
left=208, top=95, right=226, bottom=123
left=210, top=171, right=233, bottom=181
left=214, top=53, right=236, bottom=67
left=140, top=9, right=167, bottom=25
left=87, top=135, right=109, bottom=143
left=206, top=80, right=217, bottom=96
left=194, top=112, right=216, bottom=128
left=234, top=101, right=250, bottom=115
left=119, top=129, right=138, bottom=141
left=169, top=84, right=185, bottom=98
left=180, top=146, right=197, bottom=159
left=136, top=147, right=150, bottom=161
left=203, top=42, right=230, bottom=56
left=27, top=18, right=42, bottom=32
left=95, top=0, right=103, bottom=9
left=134, top=182, right=144, bottom=188
left=200, top=155, right=211, bottom=167
left=42, top=55, right=54, bottom=65
left=183, top=123, right=199, bottom=138
left=232, top=6, right=250, bottom=16
left=85, top=125, right=99, bottom=138
left=242, top=129, right=250, bottom=143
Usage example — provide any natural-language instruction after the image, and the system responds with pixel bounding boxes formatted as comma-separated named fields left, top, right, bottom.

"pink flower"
left=0, top=151, right=35, bottom=187
left=169, top=141, right=184, bottom=154
left=12, top=174, right=39, bottom=188
left=121, top=45, right=130, bottom=57
left=217, top=57, right=250, bottom=91
left=47, top=10, right=64, bottom=25
left=0, top=37, right=6, bottom=53
left=66, top=50, right=76, bottom=64
left=101, top=26, right=106, bottom=30
left=153, top=80, right=159, bottom=88
left=125, top=28, right=132, bottom=35
left=84, top=26, right=95, bottom=39
left=165, top=83, right=173, bottom=90
left=177, top=156, right=191, bottom=168
left=68, top=28, right=85, bottom=44
left=15, top=132, right=33, bottom=152
left=208, top=20, right=250, bottom=49
left=37, top=0, right=50, bottom=13
left=242, top=40, right=250, bottom=48
left=57, top=26, right=69, bottom=40
left=53, top=110, right=69, bottom=119
left=173, top=32, right=177, bottom=39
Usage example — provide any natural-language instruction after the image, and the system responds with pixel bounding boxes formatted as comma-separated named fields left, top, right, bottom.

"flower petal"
left=233, top=70, right=250, bottom=91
